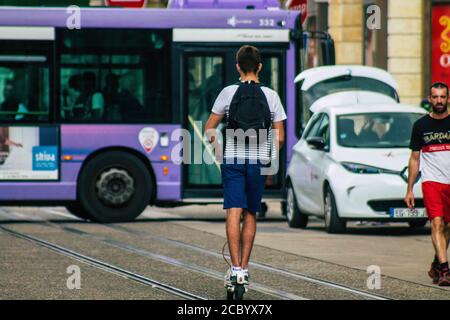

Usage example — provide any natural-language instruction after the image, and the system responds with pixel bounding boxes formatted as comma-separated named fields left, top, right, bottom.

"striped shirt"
left=212, top=83, right=287, bottom=162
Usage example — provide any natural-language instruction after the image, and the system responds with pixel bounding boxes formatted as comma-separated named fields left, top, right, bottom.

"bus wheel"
left=78, top=151, right=152, bottom=223
left=65, top=202, right=90, bottom=220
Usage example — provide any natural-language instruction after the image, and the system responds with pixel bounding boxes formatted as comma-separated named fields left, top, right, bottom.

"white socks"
left=232, top=266, right=249, bottom=274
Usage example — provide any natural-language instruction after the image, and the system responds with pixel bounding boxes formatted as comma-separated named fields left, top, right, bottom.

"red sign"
left=106, top=0, right=147, bottom=8
left=286, top=0, right=307, bottom=25
left=432, top=5, right=450, bottom=85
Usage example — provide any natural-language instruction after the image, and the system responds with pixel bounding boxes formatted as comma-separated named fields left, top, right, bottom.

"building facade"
left=304, top=0, right=425, bottom=105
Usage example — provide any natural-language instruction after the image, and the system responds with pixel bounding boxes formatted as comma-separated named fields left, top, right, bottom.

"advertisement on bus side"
left=0, top=126, right=58, bottom=180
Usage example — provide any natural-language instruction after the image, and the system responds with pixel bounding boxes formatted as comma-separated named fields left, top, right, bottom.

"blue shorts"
left=221, top=160, right=268, bottom=214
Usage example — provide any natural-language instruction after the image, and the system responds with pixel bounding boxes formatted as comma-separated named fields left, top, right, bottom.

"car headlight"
left=341, top=162, right=398, bottom=175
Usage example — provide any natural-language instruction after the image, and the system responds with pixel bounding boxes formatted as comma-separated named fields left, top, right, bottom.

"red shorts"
left=422, top=181, right=450, bottom=222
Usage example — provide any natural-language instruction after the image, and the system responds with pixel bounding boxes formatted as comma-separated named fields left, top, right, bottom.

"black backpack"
left=226, top=81, right=272, bottom=141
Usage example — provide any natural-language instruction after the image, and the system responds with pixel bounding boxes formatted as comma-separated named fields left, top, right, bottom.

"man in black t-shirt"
left=406, top=82, right=450, bottom=286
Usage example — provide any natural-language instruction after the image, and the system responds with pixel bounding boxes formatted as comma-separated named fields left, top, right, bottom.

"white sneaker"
left=224, top=268, right=249, bottom=291
left=242, top=269, right=250, bottom=292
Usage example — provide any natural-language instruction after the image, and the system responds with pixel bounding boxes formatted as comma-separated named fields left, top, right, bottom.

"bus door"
left=173, top=42, right=286, bottom=199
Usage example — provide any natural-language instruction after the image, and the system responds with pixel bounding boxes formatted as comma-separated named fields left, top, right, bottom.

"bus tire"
left=65, top=201, right=90, bottom=220
left=78, top=151, right=152, bottom=223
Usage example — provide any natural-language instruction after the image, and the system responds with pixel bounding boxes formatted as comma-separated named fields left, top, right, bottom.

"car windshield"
left=337, top=113, right=424, bottom=148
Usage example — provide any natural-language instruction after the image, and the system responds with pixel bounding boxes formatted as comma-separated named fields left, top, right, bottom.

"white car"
left=286, top=103, right=427, bottom=233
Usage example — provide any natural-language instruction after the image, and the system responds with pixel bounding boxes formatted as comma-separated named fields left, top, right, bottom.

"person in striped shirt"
left=205, top=45, right=286, bottom=292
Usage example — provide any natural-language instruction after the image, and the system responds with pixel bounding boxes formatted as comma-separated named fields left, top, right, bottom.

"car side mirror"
left=306, top=137, right=326, bottom=150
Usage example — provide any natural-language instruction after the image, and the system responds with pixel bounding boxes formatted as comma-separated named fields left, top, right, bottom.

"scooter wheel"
left=234, top=285, right=245, bottom=300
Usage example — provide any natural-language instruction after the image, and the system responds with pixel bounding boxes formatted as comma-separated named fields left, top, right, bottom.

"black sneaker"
left=428, top=263, right=440, bottom=284
left=438, top=270, right=450, bottom=286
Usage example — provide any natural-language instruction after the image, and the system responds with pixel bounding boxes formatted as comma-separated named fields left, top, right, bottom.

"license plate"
left=389, top=208, right=427, bottom=218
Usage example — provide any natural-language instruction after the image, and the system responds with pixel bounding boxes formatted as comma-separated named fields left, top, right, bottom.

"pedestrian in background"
left=405, top=82, right=450, bottom=286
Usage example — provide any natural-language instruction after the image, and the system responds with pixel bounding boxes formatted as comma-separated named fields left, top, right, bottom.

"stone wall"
left=328, top=0, right=425, bottom=104
left=387, top=0, right=424, bottom=104
left=328, top=0, right=364, bottom=65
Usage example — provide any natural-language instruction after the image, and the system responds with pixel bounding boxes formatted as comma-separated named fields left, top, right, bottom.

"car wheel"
left=408, top=220, right=427, bottom=228
left=286, top=182, right=308, bottom=228
left=78, top=151, right=153, bottom=223
left=65, top=201, right=90, bottom=220
left=324, top=186, right=346, bottom=234
left=281, top=201, right=287, bottom=216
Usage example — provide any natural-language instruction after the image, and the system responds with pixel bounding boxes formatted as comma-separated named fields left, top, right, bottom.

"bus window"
left=260, top=56, right=279, bottom=93
left=0, top=63, right=49, bottom=122
left=58, top=29, right=171, bottom=123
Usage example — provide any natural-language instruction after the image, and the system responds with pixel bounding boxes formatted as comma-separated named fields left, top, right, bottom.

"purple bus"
left=0, top=0, right=335, bottom=222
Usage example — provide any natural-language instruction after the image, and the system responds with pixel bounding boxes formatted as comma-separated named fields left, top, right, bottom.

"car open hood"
left=333, top=147, right=411, bottom=172
left=295, top=65, right=398, bottom=91
left=310, top=91, right=397, bottom=112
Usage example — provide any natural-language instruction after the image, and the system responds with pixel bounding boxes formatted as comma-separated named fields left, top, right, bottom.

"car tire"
left=281, top=200, right=287, bottom=216
left=286, top=182, right=308, bottom=228
left=78, top=151, right=153, bottom=223
left=324, top=186, right=346, bottom=234
left=65, top=201, right=90, bottom=220
left=408, top=220, right=427, bottom=228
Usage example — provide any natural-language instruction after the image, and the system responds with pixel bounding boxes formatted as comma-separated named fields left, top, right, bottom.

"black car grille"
left=368, top=199, right=425, bottom=212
